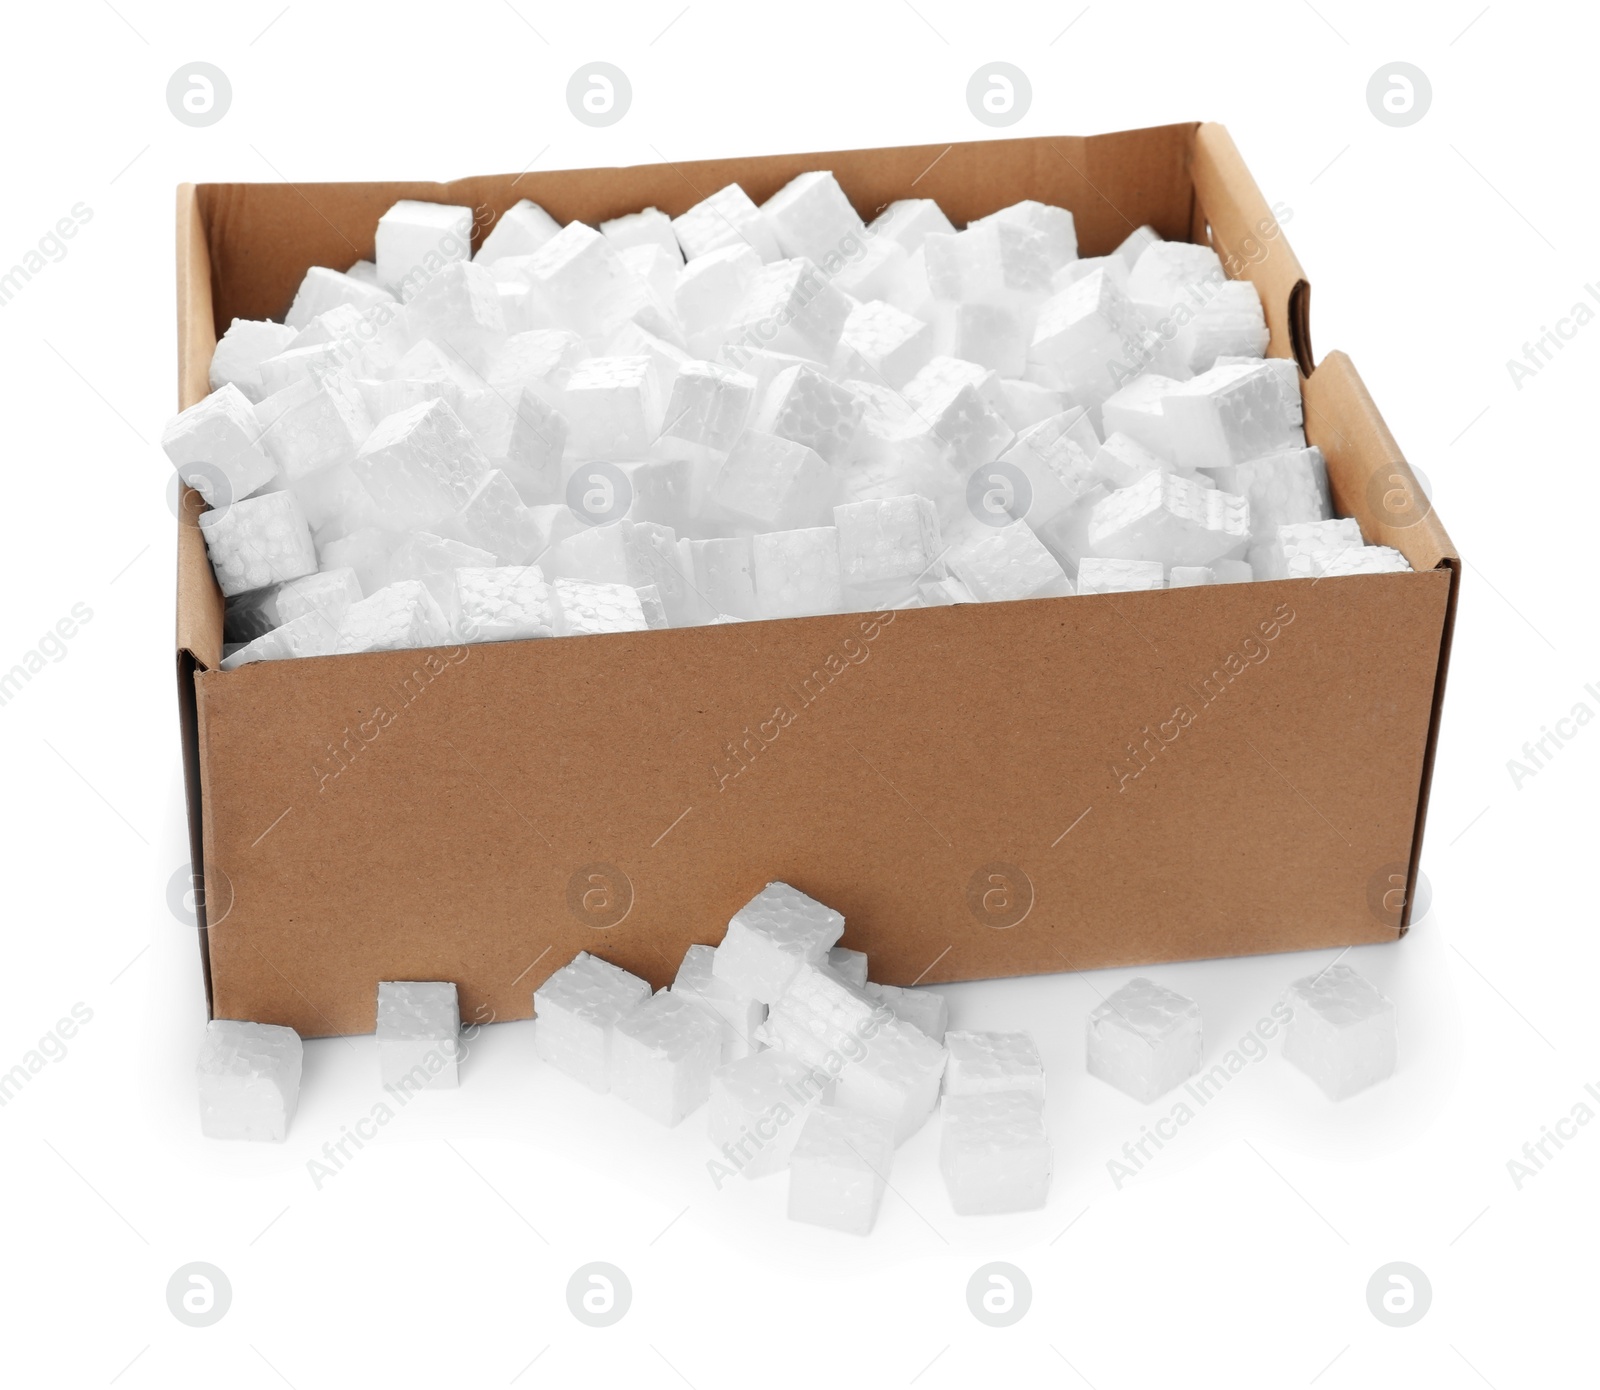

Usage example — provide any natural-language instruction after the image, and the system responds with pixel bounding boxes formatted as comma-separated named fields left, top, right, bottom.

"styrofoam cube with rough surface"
left=333, top=580, right=451, bottom=654
left=382, top=531, right=495, bottom=610
left=1086, top=977, right=1203, bottom=1103
left=1162, top=359, right=1305, bottom=471
left=375, top=200, right=472, bottom=298
left=475, top=199, right=562, bottom=265
left=256, top=375, right=375, bottom=483
left=713, top=882, right=845, bottom=1004
left=563, top=355, right=661, bottom=457
left=1088, top=471, right=1250, bottom=567
left=199, top=491, right=319, bottom=597
left=1282, top=962, right=1397, bottom=1100
left=349, top=398, right=491, bottom=530
left=947, top=521, right=1073, bottom=603
left=550, top=577, right=649, bottom=636
left=787, top=1105, right=895, bottom=1235
left=833, top=495, right=945, bottom=606
left=210, top=319, right=299, bottom=403
left=397, top=260, right=508, bottom=373
left=725, top=258, right=851, bottom=362
left=1252, top=516, right=1366, bottom=580
left=162, top=383, right=276, bottom=508
left=943, top=1030, right=1045, bottom=1098
left=862, top=982, right=948, bottom=1044
left=673, top=243, right=762, bottom=357
left=710, top=1049, right=834, bottom=1180
left=600, top=206, right=684, bottom=264
left=672, top=183, right=782, bottom=263
left=197, top=1020, right=302, bottom=1142
left=454, top=565, right=554, bottom=642
left=940, top=1090, right=1053, bottom=1215
left=869, top=198, right=956, bottom=252
left=377, top=981, right=460, bottom=1090
left=672, top=943, right=766, bottom=1063
left=442, top=469, right=544, bottom=564
left=1076, top=556, right=1165, bottom=595
left=677, top=536, right=758, bottom=623
left=826, top=947, right=869, bottom=989
left=609, top=990, right=723, bottom=1126
left=761, top=170, right=866, bottom=264
left=752, top=527, right=844, bottom=619
left=285, top=265, right=397, bottom=331
left=219, top=610, right=342, bottom=670
left=712, top=430, right=835, bottom=531
left=660, top=359, right=755, bottom=451
left=1029, top=268, right=1145, bottom=405
left=837, top=299, right=934, bottom=389
left=533, top=951, right=652, bottom=1093
left=754, top=365, right=864, bottom=467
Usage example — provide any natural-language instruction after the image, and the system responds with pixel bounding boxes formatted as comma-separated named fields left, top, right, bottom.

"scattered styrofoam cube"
left=1088, top=472, right=1250, bottom=567
left=1162, top=359, right=1305, bottom=471
left=476, top=200, right=562, bottom=265
left=1029, top=268, right=1145, bottom=406
left=163, top=383, right=276, bottom=508
left=834, top=495, right=945, bottom=606
left=285, top=265, right=396, bottom=332
left=714, top=882, right=845, bottom=1004
left=943, top=1030, right=1045, bottom=1098
left=375, top=200, right=473, bottom=298
left=947, top=521, right=1073, bottom=603
left=674, top=243, right=762, bottom=357
left=533, top=951, right=652, bottom=1092
left=1086, top=977, right=1203, bottom=1103
left=454, top=565, right=554, bottom=642
left=725, top=257, right=851, bottom=362
left=1175, top=278, right=1270, bottom=373
left=197, top=1019, right=302, bottom=1142
left=376, top=981, right=460, bottom=1090
left=350, top=398, right=490, bottom=530
left=442, top=469, right=545, bottom=564
left=550, top=577, right=649, bottom=636
left=219, top=610, right=342, bottom=670
left=399, top=260, right=508, bottom=373
left=677, top=536, right=758, bottom=622
left=334, top=580, right=451, bottom=654
left=940, top=1090, right=1052, bottom=1215
left=660, top=359, right=755, bottom=451
left=672, top=183, right=782, bottom=263
left=383, top=531, right=494, bottom=611
left=869, top=198, right=957, bottom=252
left=256, top=375, right=375, bottom=483
left=826, top=947, right=869, bottom=989
left=710, top=1049, right=834, bottom=1180
left=838, top=299, right=935, bottom=388
left=1317, top=544, right=1412, bottom=576
left=752, top=527, right=844, bottom=619
left=761, top=170, right=866, bottom=264
left=787, top=1105, right=895, bottom=1235
left=712, top=430, right=835, bottom=531
left=609, top=990, right=723, bottom=1126
left=600, top=206, right=684, bottom=264
left=1076, top=557, right=1165, bottom=595
left=1252, top=516, right=1366, bottom=580
left=972, top=199, right=1078, bottom=273
left=754, top=365, right=864, bottom=467
left=672, top=943, right=767, bottom=1062
left=862, top=982, right=948, bottom=1044
left=199, top=491, right=318, bottom=597
left=564, top=355, right=661, bottom=456
left=1282, top=962, right=1397, bottom=1100
left=210, top=319, right=299, bottom=402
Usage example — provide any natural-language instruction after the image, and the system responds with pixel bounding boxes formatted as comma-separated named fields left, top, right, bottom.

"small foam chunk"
left=660, top=359, right=755, bottom=451
left=443, top=468, right=544, bottom=564
left=350, top=398, right=491, bottom=530
left=477, top=200, right=562, bottom=265
left=1029, top=269, right=1144, bottom=406
left=787, top=1105, right=894, bottom=1235
left=943, top=1030, right=1045, bottom=1098
left=761, top=170, right=866, bottom=263
left=1318, top=544, right=1411, bottom=576
left=1101, top=374, right=1182, bottom=460
left=1076, top=557, right=1164, bottom=595
left=1086, top=977, right=1203, bottom=1103
left=940, top=1090, right=1052, bottom=1215
left=163, top=383, right=277, bottom=509
left=1210, top=446, right=1331, bottom=540
left=971, top=199, right=1078, bottom=272
left=609, top=990, right=723, bottom=1126
left=334, top=580, right=451, bottom=653
left=674, top=244, right=762, bottom=357
left=710, top=1050, right=834, bottom=1180
left=672, top=943, right=767, bottom=1062
left=869, top=198, right=956, bottom=252
left=551, top=577, right=649, bottom=635
left=1088, top=471, right=1250, bottom=567
left=199, top=491, right=318, bottom=597
left=752, top=526, right=844, bottom=619
left=285, top=265, right=396, bottom=330
left=754, top=365, right=864, bottom=467
left=826, top=947, right=869, bottom=989
left=220, top=610, right=341, bottom=670
left=902, top=356, right=1015, bottom=471
left=947, top=521, right=1073, bottom=603
left=399, top=260, right=507, bottom=373
left=1162, top=360, right=1304, bottom=471
left=376, top=981, right=460, bottom=1090
left=210, top=319, right=299, bottom=402
left=256, top=375, right=374, bottom=483
left=834, top=495, right=944, bottom=606
left=383, top=531, right=495, bottom=610
left=1282, top=962, right=1397, bottom=1100
left=838, top=298, right=935, bottom=388
left=712, top=430, right=835, bottom=531
left=564, top=355, right=660, bottom=456
left=862, top=982, right=948, bottom=1044
left=454, top=564, right=554, bottom=641
left=714, top=882, right=846, bottom=1004
left=678, top=536, right=758, bottom=622
left=533, top=951, right=652, bottom=1092
left=601, top=206, right=684, bottom=265
left=726, top=258, right=851, bottom=361
left=672, top=183, right=782, bottom=262
left=196, top=1019, right=302, bottom=1142
left=1253, top=516, right=1366, bottom=580
left=375, top=200, right=473, bottom=298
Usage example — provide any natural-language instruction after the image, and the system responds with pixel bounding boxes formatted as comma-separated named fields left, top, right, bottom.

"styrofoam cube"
left=1162, top=359, right=1305, bottom=471
left=461, top=385, right=568, bottom=506
left=376, top=981, right=460, bottom=1090
left=199, top=491, right=318, bottom=597
left=258, top=341, right=344, bottom=396
left=947, top=520, right=1073, bottom=602
left=752, top=527, right=844, bottom=619
left=1029, top=269, right=1145, bottom=405
left=1317, top=544, right=1411, bottom=576
left=398, top=260, right=508, bottom=373
left=609, top=990, right=723, bottom=1126
left=1252, top=516, right=1366, bottom=580
left=599, top=205, right=683, bottom=264
left=1209, top=446, right=1331, bottom=540
left=210, top=319, right=299, bottom=402
left=1282, top=963, right=1397, bottom=1100
left=754, top=365, right=864, bottom=467
left=971, top=199, right=1078, bottom=273
left=712, top=429, right=835, bottom=531
left=349, top=398, right=490, bottom=530
left=1086, top=977, right=1203, bottom=1103
left=761, top=170, right=865, bottom=264
left=1091, top=431, right=1192, bottom=491
left=1175, top=279, right=1270, bottom=374
left=563, top=355, right=660, bottom=456
left=862, top=982, right=948, bottom=1044
left=714, top=882, right=845, bottom=1004
left=869, top=198, right=957, bottom=252
left=935, top=301, right=1028, bottom=377
left=660, top=359, right=755, bottom=451
left=996, top=377, right=1070, bottom=431
left=826, top=946, right=869, bottom=989
left=1088, top=471, right=1250, bottom=567
left=1100, top=373, right=1182, bottom=460
left=197, top=1019, right=302, bottom=1142
left=943, top=1030, right=1045, bottom=1098
left=923, top=221, right=1054, bottom=305
left=672, top=943, right=767, bottom=1063
left=317, top=528, right=401, bottom=597
left=534, top=953, right=652, bottom=1092
left=710, top=1049, right=834, bottom=1180
left=673, top=243, right=762, bottom=357
left=219, top=610, right=342, bottom=670
left=1076, top=557, right=1165, bottom=595
left=1168, top=566, right=1214, bottom=588
left=285, top=265, right=396, bottom=331
left=442, top=469, right=544, bottom=564
left=487, top=328, right=586, bottom=406
left=836, top=298, right=934, bottom=389
left=678, top=537, right=758, bottom=622
left=902, top=356, right=1015, bottom=467
left=940, top=1090, right=1052, bottom=1215
left=476, top=200, right=562, bottom=265
left=256, top=375, right=374, bottom=483
left=163, top=383, right=276, bottom=508
left=334, top=580, right=451, bottom=654
left=454, top=564, right=554, bottom=642
left=550, top=577, right=649, bottom=636
left=787, top=1105, right=894, bottom=1235
left=375, top=200, right=473, bottom=298
left=1127, top=240, right=1225, bottom=320
left=275, top=567, right=362, bottom=627
left=834, top=495, right=945, bottom=606
left=830, top=234, right=910, bottom=303
left=513, top=221, right=635, bottom=340
left=1115, top=225, right=1162, bottom=269
left=725, top=258, right=851, bottom=362
left=672, top=183, right=782, bottom=262
left=993, top=421, right=1100, bottom=533
left=382, top=531, right=494, bottom=610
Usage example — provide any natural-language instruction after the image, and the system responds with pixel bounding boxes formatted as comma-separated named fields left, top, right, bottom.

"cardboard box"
left=175, top=122, right=1458, bottom=1038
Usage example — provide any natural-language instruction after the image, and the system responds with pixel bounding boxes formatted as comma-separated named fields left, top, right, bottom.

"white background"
left=1, top=1, right=1595, bottom=1385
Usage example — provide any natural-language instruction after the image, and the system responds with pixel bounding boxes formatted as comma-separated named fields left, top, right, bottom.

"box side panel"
left=200, top=576, right=1449, bottom=1038
left=1190, top=123, right=1311, bottom=372
left=195, top=125, right=1200, bottom=328
left=175, top=184, right=223, bottom=671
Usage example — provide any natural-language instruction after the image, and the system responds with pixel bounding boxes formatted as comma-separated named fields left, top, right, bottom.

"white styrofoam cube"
left=673, top=243, right=762, bottom=357
left=971, top=199, right=1078, bottom=273
left=837, top=298, right=935, bottom=389
left=712, top=429, right=835, bottom=531
left=1086, top=977, right=1203, bottom=1103
left=660, top=359, right=756, bottom=451
left=209, top=319, right=299, bottom=402
left=486, top=328, right=586, bottom=406
left=868, top=198, right=956, bottom=252
left=349, top=398, right=491, bottom=530
left=255, top=375, right=374, bottom=483
left=1029, top=268, right=1145, bottom=406
left=533, top=951, right=652, bottom=1092
left=1091, top=431, right=1190, bottom=491
left=258, top=342, right=343, bottom=396
left=947, top=520, right=1073, bottom=603
left=672, top=183, right=782, bottom=263
left=787, top=1105, right=895, bottom=1235
left=677, top=537, right=758, bottom=623
left=197, top=1019, right=302, bottom=1142
left=317, top=528, right=401, bottom=598
left=1087, top=471, right=1250, bottom=567
left=550, top=577, right=649, bottom=636
left=600, top=206, right=684, bottom=264
left=1168, top=566, right=1214, bottom=588
left=442, top=469, right=544, bottom=564
left=1316, top=544, right=1412, bottom=576
left=454, top=564, right=554, bottom=642
left=826, top=947, right=869, bottom=989
left=1209, top=446, right=1331, bottom=540
left=943, top=1030, right=1045, bottom=1098
left=275, top=567, right=362, bottom=626
left=714, top=882, right=845, bottom=1004
left=996, top=377, right=1069, bottom=431
left=833, top=495, right=945, bottom=606
left=709, top=1049, right=834, bottom=1180
left=199, top=490, right=318, bottom=597
left=902, top=355, right=1015, bottom=471
left=992, top=422, right=1100, bottom=533
left=923, top=221, right=1054, bottom=305
left=1075, top=557, right=1165, bottom=595
left=754, top=365, right=864, bottom=467
left=376, top=981, right=460, bottom=1090
left=476, top=200, right=562, bottom=265
left=609, top=990, right=723, bottom=1126
left=1282, top=963, right=1397, bottom=1100
left=1175, top=278, right=1270, bottom=373
left=398, top=260, right=508, bottom=373
left=163, top=383, right=276, bottom=508
left=333, top=580, right=451, bottom=654
left=1162, top=359, right=1305, bottom=471
left=752, top=527, right=844, bottom=619
left=672, top=943, right=767, bottom=1063
left=1100, top=373, right=1182, bottom=461
left=563, top=355, right=661, bottom=456
left=1127, top=240, right=1225, bottom=321
left=1252, top=516, right=1366, bottom=581
left=382, top=531, right=494, bottom=611
left=514, top=221, right=638, bottom=341
left=725, top=257, right=851, bottom=362
left=375, top=200, right=473, bottom=298
left=934, top=301, right=1028, bottom=377
left=862, top=982, right=948, bottom=1044
left=218, top=610, right=342, bottom=670
left=285, top=265, right=397, bottom=331
left=940, top=1090, right=1053, bottom=1215
left=1115, top=225, right=1162, bottom=270
left=761, top=170, right=866, bottom=264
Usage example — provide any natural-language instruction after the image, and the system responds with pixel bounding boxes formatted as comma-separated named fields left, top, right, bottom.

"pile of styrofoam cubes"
left=164, top=172, right=1412, bottom=670
left=198, top=883, right=1398, bottom=1235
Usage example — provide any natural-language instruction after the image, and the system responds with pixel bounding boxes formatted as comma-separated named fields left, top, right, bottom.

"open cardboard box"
left=175, top=121, right=1458, bottom=1038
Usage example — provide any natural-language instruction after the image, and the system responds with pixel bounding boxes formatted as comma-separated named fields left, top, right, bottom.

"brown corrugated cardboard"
left=175, top=122, right=1458, bottom=1038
